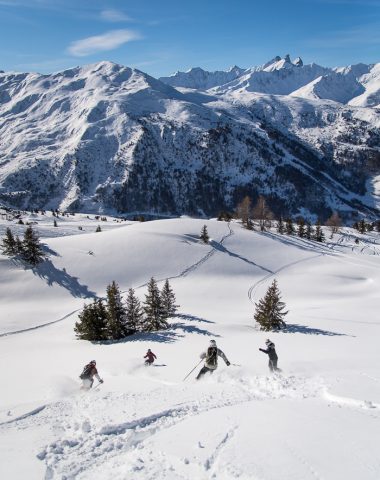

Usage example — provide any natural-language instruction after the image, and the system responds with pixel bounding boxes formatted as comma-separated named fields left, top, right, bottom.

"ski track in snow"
left=0, top=223, right=234, bottom=338
left=2, top=371, right=379, bottom=478
left=136, top=222, right=234, bottom=288
left=0, top=373, right=327, bottom=479
left=247, top=253, right=323, bottom=305
left=0, top=310, right=79, bottom=338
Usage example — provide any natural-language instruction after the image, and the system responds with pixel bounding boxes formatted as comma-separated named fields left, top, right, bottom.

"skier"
left=79, top=360, right=103, bottom=389
left=196, top=339, right=230, bottom=380
left=144, top=349, right=157, bottom=366
left=259, top=339, right=279, bottom=372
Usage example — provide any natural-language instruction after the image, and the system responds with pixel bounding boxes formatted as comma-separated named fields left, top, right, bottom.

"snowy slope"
left=0, top=216, right=380, bottom=479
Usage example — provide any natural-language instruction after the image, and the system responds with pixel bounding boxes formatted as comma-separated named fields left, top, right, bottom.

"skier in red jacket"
left=144, top=349, right=157, bottom=365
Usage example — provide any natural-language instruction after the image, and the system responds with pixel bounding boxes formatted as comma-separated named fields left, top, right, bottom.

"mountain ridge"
left=0, top=57, right=379, bottom=220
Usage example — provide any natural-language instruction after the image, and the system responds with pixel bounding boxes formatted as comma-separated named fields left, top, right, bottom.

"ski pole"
left=231, top=363, right=241, bottom=367
left=183, top=359, right=203, bottom=381
left=93, top=380, right=104, bottom=390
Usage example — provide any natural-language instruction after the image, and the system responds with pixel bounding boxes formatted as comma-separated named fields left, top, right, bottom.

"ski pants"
left=145, top=359, right=154, bottom=366
left=196, top=366, right=214, bottom=380
left=82, top=377, right=94, bottom=389
left=269, top=358, right=278, bottom=372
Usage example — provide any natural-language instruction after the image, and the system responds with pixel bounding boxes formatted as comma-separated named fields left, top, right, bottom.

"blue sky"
left=1, top=0, right=379, bottom=76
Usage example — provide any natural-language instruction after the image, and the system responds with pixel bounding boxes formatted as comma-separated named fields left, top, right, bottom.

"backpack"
left=206, top=347, right=218, bottom=367
left=79, top=364, right=92, bottom=380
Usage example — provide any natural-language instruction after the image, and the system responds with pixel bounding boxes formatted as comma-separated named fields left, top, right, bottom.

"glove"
left=226, top=361, right=230, bottom=366
left=99, top=379, right=104, bottom=384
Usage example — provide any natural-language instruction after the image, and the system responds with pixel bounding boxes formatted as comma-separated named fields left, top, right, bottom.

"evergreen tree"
left=15, top=236, right=24, bottom=255
left=143, top=277, right=168, bottom=331
left=285, top=218, right=294, bottom=235
left=376, top=220, right=380, bottom=233
left=358, top=219, right=366, bottom=234
left=125, top=288, right=144, bottom=333
left=105, top=281, right=127, bottom=340
left=22, top=226, right=44, bottom=265
left=96, top=225, right=102, bottom=232
left=297, top=218, right=306, bottom=238
left=1, top=227, right=17, bottom=255
left=74, top=299, right=107, bottom=341
left=200, top=225, right=209, bottom=243
left=306, top=222, right=314, bottom=240
left=161, top=279, right=179, bottom=318
left=314, top=220, right=325, bottom=242
left=254, top=279, right=288, bottom=331
left=53, top=219, right=58, bottom=227
left=276, top=217, right=284, bottom=234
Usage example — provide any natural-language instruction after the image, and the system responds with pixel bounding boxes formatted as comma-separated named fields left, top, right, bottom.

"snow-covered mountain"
left=0, top=57, right=379, bottom=219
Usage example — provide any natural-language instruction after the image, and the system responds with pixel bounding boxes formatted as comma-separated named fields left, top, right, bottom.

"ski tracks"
left=248, top=253, right=323, bottom=305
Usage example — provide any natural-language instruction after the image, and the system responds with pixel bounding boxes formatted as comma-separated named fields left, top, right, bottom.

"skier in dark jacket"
left=144, top=349, right=157, bottom=365
left=196, top=340, right=230, bottom=380
left=259, top=339, right=279, bottom=372
left=79, top=360, right=103, bottom=389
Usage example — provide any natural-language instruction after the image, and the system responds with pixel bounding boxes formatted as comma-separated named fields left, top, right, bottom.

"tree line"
left=74, top=277, right=178, bottom=341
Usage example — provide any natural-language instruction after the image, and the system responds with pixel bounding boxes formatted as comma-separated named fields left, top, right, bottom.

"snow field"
left=0, top=217, right=380, bottom=479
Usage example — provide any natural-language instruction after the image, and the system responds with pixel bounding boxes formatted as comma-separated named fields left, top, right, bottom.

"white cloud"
left=68, top=29, right=141, bottom=57
left=100, top=9, right=132, bottom=22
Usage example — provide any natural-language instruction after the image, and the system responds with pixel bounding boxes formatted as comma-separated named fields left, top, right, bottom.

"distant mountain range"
left=0, top=55, right=379, bottom=220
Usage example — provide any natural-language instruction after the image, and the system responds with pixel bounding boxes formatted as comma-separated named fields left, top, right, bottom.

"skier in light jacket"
left=196, top=340, right=230, bottom=380
left=259, top=339, right=279, bottom=372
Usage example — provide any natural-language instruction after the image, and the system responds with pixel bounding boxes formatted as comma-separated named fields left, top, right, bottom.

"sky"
left=0, top=0, right=379, bottom=77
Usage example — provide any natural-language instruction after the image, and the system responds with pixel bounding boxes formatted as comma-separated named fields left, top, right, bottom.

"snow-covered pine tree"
left=161, top=279, right=179, bottom=318
left=254, top=279, right=288, bottom=331
left=143, top=277, right=168, bottom=331
left=276, top=217, right=284, bottom=234
left=74, top=299, right=108, bottom=341
left=96, top=225, right=102, bottom=232
left=314, top=220, right=325, bottom=242
left=1, top=227, right=17, bottom=255
left=22, top=225, right=44, bottom=265
left=200, top=225, right=209, bottom=243
left=125, top=288, right=144, bottom=333
left=105, top=281, right=127, bottom=340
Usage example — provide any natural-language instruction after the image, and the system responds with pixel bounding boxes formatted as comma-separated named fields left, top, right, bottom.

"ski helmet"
left=90, top=360, right=96, bottom=365
left=265, top=339, right=271, bottom=345
left=210, top=340, right=217, bottom=346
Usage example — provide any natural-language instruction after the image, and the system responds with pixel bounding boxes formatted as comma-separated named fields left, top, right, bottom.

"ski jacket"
left=201, top=346, right=229, bottom=370
left=260, top=343, right=278, bottom=361
left=80, top=364, right=101, bottom=381
left=144, top=351, right=157, bottom=362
